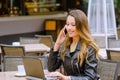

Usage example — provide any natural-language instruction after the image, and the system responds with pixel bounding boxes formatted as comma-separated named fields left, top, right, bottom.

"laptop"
left=22, top=57, right=58, bottom=80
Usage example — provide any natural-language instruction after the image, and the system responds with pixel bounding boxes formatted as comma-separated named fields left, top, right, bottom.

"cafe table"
left=0, top=71, right=26, bottom=80
left=0, top=70, right=50, bottom=80
left=106, top=48, right=120, bottom=51
left=21, top=43, right=50, bottom=53
left=0, top=43, right=51, bottom=54
left=98, top=48, right=120, bottom=59
left=106, top=48, right=120, bottom=59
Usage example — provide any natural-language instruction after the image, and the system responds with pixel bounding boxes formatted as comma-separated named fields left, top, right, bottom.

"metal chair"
left=35, top=35, right=54, bottom=49
left=97, top=59, right=120, bottom=80
left=35, top=35, right=54, bottom=57
left=106, top=49, right=120, bottom=80
left=107, top=49, right=120, bottom=61
left=0, top=44, right=25, bottom=71
left=19, top=37, right=41, bottom=56
left=19, top=37, right=40, bottom=44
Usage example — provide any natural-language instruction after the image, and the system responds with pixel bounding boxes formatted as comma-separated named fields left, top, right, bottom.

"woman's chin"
left=68, top=35, right=73, bottom=37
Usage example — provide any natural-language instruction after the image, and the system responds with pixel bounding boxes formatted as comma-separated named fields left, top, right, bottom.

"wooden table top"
left=21, top=43, right=50, bottom=53
left=0, top=71, right=26, bottom=80
left=0, top=70, right=50, bottom=80
left=106, top=48, right=120, bottom=52
left=0, top=43, right=50, bottom=54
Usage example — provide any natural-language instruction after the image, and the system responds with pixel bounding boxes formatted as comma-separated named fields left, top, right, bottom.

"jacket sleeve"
left=70, top=46, right=99, bottom=80
left=47, top=48, right=62, bottom=72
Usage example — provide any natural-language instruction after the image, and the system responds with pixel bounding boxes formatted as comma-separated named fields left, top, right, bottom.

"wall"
left=0, top=13, right=67, bottom=44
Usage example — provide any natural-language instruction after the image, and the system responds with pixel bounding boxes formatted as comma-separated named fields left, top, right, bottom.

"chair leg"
left=1, top=59, right=5, bottom=72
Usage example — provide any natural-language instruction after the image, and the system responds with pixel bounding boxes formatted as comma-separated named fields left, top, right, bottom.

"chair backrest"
left=4, top=57, right=23, bottom=71
left=0, top=44, right=25, bottom=71
left=19, top=37, right=42, bottom=56
left=106, top=49, right=120, bottom=79
left=1, top=44, right=25, bottom=56
left=35, top=35, right=54, bottom=48
left=106, top=49, right=120, bottom=61
left=19, top=37, right=40, bottom=44
left=97, top=59, right=120, bottom=80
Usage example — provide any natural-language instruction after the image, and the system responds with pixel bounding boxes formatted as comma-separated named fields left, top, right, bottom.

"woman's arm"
left=48, top=26, right=67, bottom=72
left=47, top=48, right=62, bottom=72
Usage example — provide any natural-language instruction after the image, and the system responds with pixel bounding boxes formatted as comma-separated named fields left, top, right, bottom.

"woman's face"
left=66, top=15, right=79, bottom=38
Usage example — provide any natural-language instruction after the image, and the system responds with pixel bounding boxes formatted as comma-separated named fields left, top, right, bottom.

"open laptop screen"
left=22, top=57, right=58, bottom=80
left=22, top=57, right=46, bottom=80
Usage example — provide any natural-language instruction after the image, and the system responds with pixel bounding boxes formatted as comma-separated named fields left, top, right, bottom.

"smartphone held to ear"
left=64, top=28, right=67, bottom=35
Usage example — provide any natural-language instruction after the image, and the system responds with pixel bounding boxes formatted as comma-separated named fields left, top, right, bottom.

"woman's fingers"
left=49, top=72, right=62, bottom=77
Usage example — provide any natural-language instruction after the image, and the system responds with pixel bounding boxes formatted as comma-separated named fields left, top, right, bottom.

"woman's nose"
left=66, top=25, right=72, bottom=31
left=68, top=26, right=73, bottom=31
left=67, top=25, right=72, bottom=28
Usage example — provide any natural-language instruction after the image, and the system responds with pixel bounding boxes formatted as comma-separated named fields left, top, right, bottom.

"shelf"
left=28, top=11, right=67, bottom=15
left=25, top=2, right=61, bottom=14
left=25, top=2, right=60, bottom=8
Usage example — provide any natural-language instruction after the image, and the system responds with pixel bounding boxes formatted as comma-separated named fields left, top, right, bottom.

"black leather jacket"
left=48, top=41, right=100, bottom=80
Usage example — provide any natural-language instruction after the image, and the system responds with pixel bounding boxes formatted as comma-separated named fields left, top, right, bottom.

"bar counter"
left=0, top=12, right=67, bottom=36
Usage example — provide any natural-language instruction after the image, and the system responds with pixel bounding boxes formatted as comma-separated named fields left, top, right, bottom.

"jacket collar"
left=75, top=41, right=81, bottom=51
left=65, top=40, right=81, bottom=57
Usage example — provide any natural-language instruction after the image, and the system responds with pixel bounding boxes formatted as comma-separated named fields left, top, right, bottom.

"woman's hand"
left=53, top=25, right=67, bottom=51
left=49, top=72, right=70, bottom=80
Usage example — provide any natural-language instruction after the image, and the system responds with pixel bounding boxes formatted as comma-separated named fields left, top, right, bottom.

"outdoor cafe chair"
left=97, top=59, right=120, bottom=80
left=19, top=37, right=40, bottom=44
left=35, top=35, right=54, bottom=49
left=107, top=49, right=120, bottom=61
left=0, top=44, right=25, bottom=71
left=35, top=35, right=54, bottom=57
left=106, top=49, right=120, bottom=80
left=19, top=37, right=41, bottom=56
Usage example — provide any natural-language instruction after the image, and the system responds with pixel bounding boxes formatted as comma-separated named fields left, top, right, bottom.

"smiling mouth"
left=68, top=31, right=74, bottom=34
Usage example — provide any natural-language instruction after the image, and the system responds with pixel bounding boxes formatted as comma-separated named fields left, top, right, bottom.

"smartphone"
left=64, top=28, right=67, bottom=35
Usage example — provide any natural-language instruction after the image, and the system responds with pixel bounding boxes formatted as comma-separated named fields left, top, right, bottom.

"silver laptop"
left=22, top=57, right=58, bottom=80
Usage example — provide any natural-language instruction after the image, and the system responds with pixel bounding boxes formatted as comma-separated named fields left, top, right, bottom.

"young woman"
left=47, top=9, right=100, bottom=80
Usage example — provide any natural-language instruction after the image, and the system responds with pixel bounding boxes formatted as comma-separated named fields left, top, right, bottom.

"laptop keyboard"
left=26, top=75, right=59, bottom=80
left=26, top=76, right=43, bottom=80
left=45, top=74, right=59, bottom=80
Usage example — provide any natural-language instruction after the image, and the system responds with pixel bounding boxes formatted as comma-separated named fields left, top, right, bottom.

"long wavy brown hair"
left=61, top=9, right=99, bottom=66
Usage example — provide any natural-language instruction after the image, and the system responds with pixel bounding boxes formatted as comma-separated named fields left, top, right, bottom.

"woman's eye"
left=72, top=25, right=76, bottom=26
left=66, top=24, right=76, bottom=26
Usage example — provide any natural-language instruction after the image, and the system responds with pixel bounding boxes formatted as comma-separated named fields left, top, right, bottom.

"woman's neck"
left=70, top=37, right=80, bottom=52
left=72, top=36, right=80, bottom=44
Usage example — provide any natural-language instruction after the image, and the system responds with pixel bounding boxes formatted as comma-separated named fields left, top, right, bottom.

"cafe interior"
left=0, top=0, right=120, bottom=80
